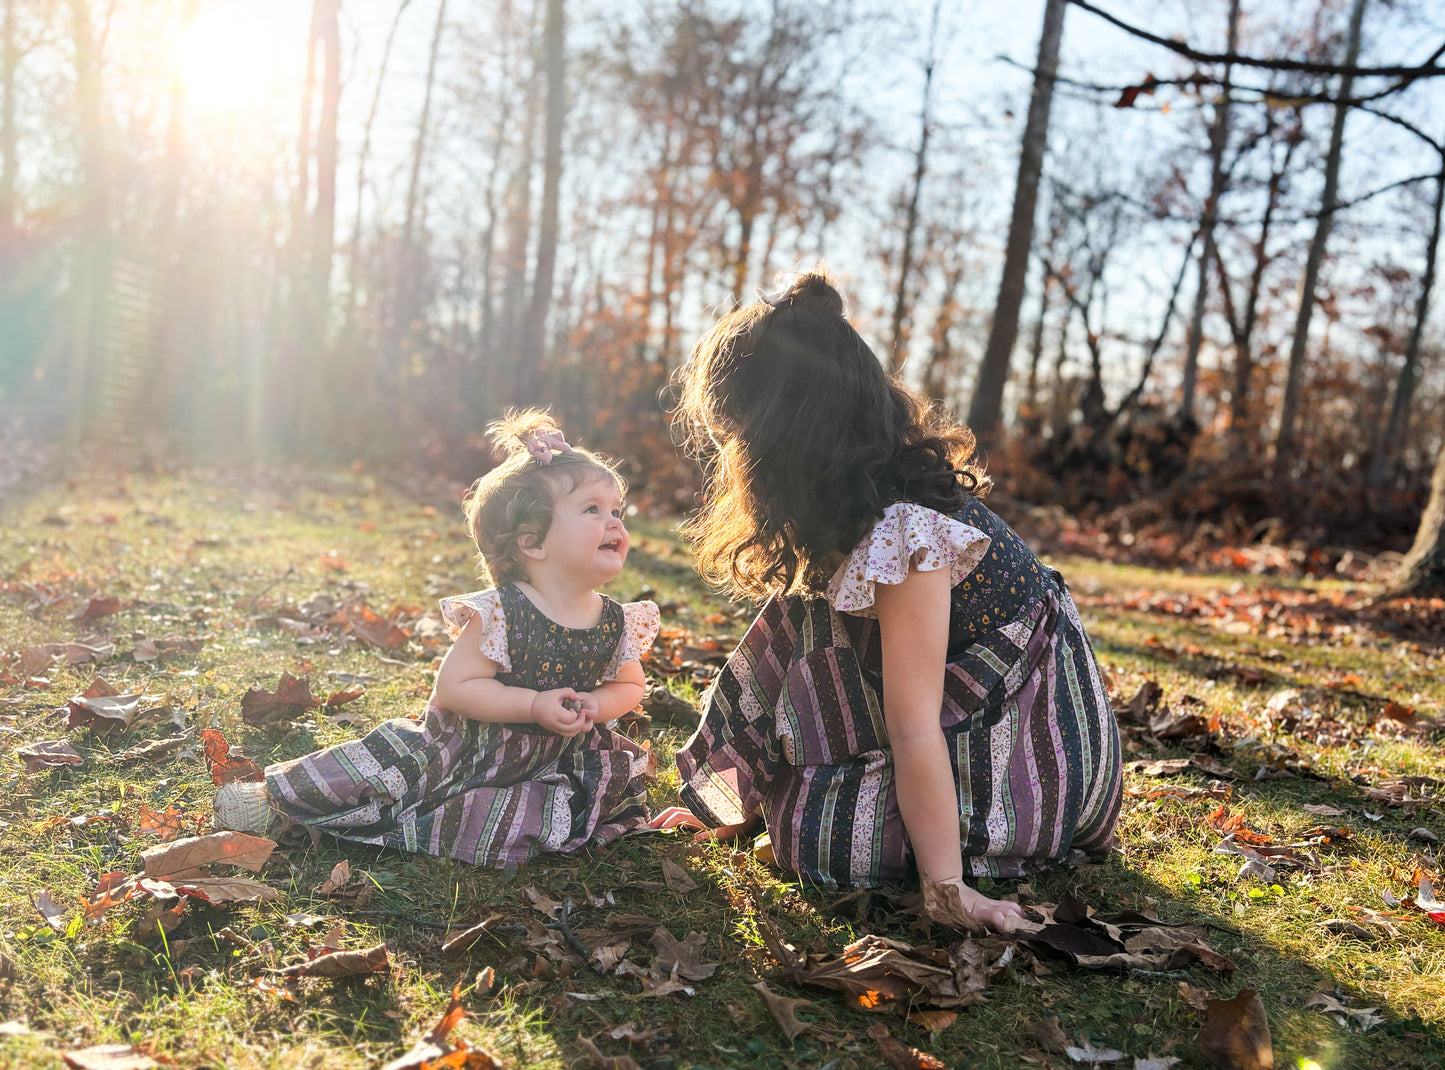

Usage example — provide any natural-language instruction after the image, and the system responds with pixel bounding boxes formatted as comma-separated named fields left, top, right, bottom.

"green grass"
left=0, top=469, right=1443, bottom=1069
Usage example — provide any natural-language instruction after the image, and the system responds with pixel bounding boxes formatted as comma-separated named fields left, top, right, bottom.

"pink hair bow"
left=521, top=429, right=572, bottom=464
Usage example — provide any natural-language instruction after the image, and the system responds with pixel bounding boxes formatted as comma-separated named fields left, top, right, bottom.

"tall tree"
left=888, top=0, right=941, bottom=375
left=64, top=0, right=108, bottom=452
left=1383, top=436, right=1445, bottom=598
left=0, top=0, right=17, bottom=261
left=1178, top=0, right=1239, bottom=425
left=520, top=0, right=565, bottom=390
left=1273, top=0, right=1367, bottom=471
left=1370, top=133, right=1445, bottom=483
left=966, top=0, right=1066, bottom=445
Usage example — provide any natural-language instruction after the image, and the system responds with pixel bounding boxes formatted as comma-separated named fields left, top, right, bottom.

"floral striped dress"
left=264, top=585, right=660, bottom=868
left=675, top=499, right=1121, bottom=888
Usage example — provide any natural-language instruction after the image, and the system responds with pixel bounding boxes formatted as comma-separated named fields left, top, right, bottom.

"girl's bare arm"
left=578, top=660, right=646, bottom=723
left=872, top=564, right=963, bottom=882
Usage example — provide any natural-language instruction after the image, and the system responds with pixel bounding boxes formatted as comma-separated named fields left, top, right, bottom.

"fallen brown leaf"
left=241, top=672, right=319, bottom=726
left=920, top=880, right=987, bottom=935
left=316, top=859, right=352, bottom=895
left=660, top=857, right=698, bottom=893
left=575, top=1035, right=642, bottom=1070
left=60, top=1044, right=158, bottom=1070
left=199, top=728, right=264, bottom=785
left=1200, top=989, right=1273, bottom=1070
left=34, top=890, right=70, bottom=933
left=136, top=804, right=186, bottom=841
left=17, top=740, right=84, bottom=772
left=280, top=942, right=389, bottom=979
left=650, top=927, right=717, bottom=981
left=907, top=1009, right=956, bottom=1034
left=170, top=876, right=281, bottom=905
left=69, top=597, right=125, bottom=623
left=141, top=831, right=275, bottom=880
left=867, top=1023, right=946, bottom=1069
left=1031, top=1015, right=1068, bottom=1053
left=752, top=981, right=813, bottom=1041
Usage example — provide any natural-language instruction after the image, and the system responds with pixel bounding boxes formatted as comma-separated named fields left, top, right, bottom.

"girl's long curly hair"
left=463, top=409, right=624, bottom=586
left=672, top=270, right=988, bottom=601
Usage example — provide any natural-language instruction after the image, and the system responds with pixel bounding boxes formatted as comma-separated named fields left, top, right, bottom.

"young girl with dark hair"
left=652, top=272, right=1122, bottom=933
left=215, top=410, right=659, bottom=868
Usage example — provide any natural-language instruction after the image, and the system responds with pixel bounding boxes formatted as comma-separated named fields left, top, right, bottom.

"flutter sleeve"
left=437, top=589, right=511, bottom=671
left=602, top=599, right=661, bottom=680
left=824, top=502, right=992, bottom=618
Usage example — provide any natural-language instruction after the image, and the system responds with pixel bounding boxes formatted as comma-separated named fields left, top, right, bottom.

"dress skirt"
left=676, top=586, right=1122, bottom=888
left=264, top=706, right=649, bottom=868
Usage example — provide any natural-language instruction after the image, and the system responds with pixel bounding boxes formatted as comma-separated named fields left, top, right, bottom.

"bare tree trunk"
left=888, top=0, right=940, bottom=375
left=966, top=0, right=1066, bottom=446
left=402, top=0, right=447, bottom=252
left=1383, top=432, right=1445, bottom=597
left=0, top=0, right=17, bottom=256
left=1219, top=115, right=1297, bottom=456
left=1274, top=0, right=1366, bottom=471
left=65, top=0, right=108, bottom=454
left=345, top=0, right=415, bottom=327
left=1370, top=142, right=1444, bottom=483
left=520, top=0, right=564, bottom=395
left=1019, top=275, right=1051, bottom=436
left=1179, top=0, right=1238, bottom=424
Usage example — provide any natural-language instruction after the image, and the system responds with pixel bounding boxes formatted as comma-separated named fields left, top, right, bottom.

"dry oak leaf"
left=280, top=941, right=390, bottom=979
left=660, top=856, right=698, bottom=893
left=1200, top=989, right=1273, bottom=1070
left=16, top=739, right=84, bottom=773
left=199, top=728, right=265, bottom=785
left=60, top=1044, right=159, bottom=1070
left=752, top=980, right=814, bottom=1041
left=34, top=890, right=71, bottom=933
left=383, top=984, right=511, bottom=1070
left=69, top=597, right=125, bottom=623
left=110, top=735, right=191, bottom=766
left=907, top=1010, right=957, bottom=1034
left=141, top=831, right=275, bottom=881
left=316, top=859, right=352, bottom=895
left=136, top=804, right=186, bottom=842
left=919, top=879, right=988, bottom=935
left=1032, top=1015, right=1069, bottom=1053
left=241, top=671, right=320, bottom=726
left=867, top=1023, right=946, bottom=1070
left=650, top=926, right=718, bottom=980
left=575, top=1035, right=643, bottom=1070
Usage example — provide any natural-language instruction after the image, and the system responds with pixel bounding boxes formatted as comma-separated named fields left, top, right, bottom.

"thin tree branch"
left=1066, top=0, right=1445, bottom=80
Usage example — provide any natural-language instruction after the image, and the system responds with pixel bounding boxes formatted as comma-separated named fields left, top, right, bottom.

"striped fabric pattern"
left=263, top=586, right=651, bottom=868
left=676, top=503, right=1122, bottom=889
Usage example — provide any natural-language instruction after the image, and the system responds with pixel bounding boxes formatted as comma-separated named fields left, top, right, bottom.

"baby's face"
left=539, top=476, right=629, bottom=586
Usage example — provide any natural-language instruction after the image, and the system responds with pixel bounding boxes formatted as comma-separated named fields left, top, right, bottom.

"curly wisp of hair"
left=672, top=270, right=988, bottom=601
left=463, top=408, right=625, bottom=586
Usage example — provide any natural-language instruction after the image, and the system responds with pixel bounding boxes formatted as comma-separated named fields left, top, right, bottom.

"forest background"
left=2, top=0, right=1445, bottom=582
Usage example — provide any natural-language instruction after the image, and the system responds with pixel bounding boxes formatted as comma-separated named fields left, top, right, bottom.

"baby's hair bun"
left=776, top=271, right=844, bottom=317
left=486, top=407, right=565, bottom=458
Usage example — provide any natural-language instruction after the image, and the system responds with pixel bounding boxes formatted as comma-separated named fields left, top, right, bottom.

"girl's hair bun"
left=776, top=271, right=844, bottom=317
left=486, top=407, right=564, bottom=458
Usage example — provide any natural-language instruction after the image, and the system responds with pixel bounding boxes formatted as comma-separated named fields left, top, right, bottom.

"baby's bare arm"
left=432, top=615, right=536, bottom=723
left=578, top=660, right=646, bottom=724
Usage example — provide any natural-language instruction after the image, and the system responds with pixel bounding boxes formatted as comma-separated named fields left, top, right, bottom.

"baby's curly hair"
left=463, top=409, right=625, bottom=586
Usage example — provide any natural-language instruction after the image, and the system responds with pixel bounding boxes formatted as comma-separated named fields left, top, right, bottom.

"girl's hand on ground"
left=648, top=806, right=705, bottom=831
left=530, top=689, right=588, bottom=736
left=923, top=877, right=1027, bottom=935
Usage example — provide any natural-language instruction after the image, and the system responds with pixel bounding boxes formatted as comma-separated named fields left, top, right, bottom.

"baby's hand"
left=924, top=877, right=1027, bottom=935
left=572, top=692, right=603, bottom=725
left=530, top=689, right=588, bottom=736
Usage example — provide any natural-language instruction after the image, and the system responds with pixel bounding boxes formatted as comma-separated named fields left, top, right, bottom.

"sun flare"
left=173, top=2, right=297, bottom=118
